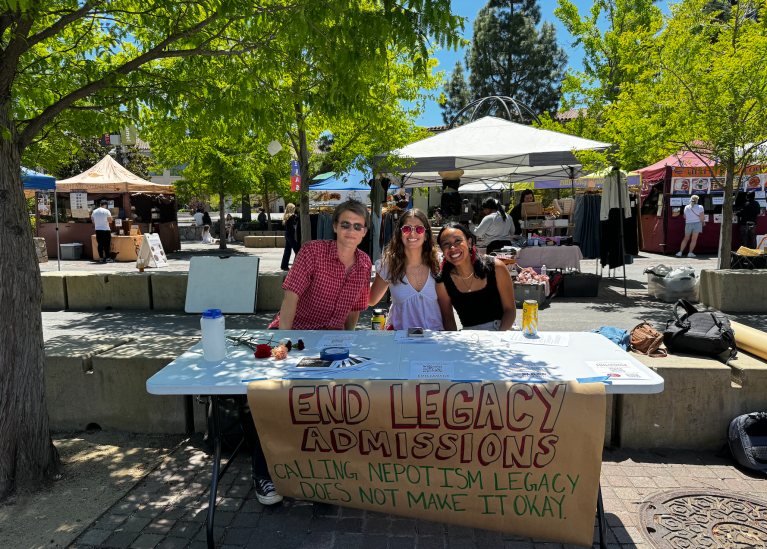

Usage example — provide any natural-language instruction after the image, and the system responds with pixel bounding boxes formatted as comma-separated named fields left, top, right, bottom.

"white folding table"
left=147, top=330, right=664, bottom=549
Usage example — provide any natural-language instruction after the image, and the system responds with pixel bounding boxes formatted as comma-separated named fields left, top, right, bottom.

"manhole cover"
left=640, top=490, right=767, bottom=548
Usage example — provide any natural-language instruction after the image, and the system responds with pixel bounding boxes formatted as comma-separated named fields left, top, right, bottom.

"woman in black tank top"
left=435, top=223, right=517, bottom=331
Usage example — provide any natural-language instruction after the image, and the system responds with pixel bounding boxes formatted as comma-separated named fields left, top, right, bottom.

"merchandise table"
left=515, top=245, right=583, bottom=270
left=147, top=330, right=663, bottom=549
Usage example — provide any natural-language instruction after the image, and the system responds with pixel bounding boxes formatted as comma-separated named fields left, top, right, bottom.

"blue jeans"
left=281, top=232, right=300, bottom=269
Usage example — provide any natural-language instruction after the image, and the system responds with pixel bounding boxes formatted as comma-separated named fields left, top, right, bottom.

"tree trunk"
left=241, top=194, right=251, bottom=222
left=219, top=190, right=227, bottom=250
left=0, top=127, right=60, bottom=497
left=719, top=157, right=736, bottom=269
left=263, top=177, right=271, bottom=231
left=296, top=104, right=312, bottom=245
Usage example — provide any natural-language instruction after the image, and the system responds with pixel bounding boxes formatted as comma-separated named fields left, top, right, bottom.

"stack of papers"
left=504, top=332, right=570, bottom=347
left=286, top=355, right=377, bottom=375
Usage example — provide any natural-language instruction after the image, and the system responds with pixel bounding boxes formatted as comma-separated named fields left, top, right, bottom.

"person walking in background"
left=225, top=213, right=234, bottom=243
left=677, top=194, right=705, bottom=258
left=257, top=208, right=268, bottom=231
left=737, top=191, right=760, bottom=249
left=91, top=199, right=113, bottom=263
left=280, top=203, right=300, bottom=271
left=193, top=208, right=204, bottom=226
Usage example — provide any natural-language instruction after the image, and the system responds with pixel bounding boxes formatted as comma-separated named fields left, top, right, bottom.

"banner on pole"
left=290, top=161, right=301, bottom=192
left=248, top=379, right=605, bottom=546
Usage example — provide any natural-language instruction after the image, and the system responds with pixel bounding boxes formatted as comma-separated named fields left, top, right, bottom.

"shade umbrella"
left=374, top=116, right=612, bottom=187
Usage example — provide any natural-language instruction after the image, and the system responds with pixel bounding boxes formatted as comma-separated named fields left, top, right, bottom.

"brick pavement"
left=67, top=436, right=767, bottom=549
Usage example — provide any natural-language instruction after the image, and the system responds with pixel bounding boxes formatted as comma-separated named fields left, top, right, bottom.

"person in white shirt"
left=193, top=208, right=204, bottom=226
left=469, top=197, right=515, bottom=255
left=368, top=209, right=444, bottom=330
left=91, top=200, right=113, bottom=263
left=677, top=195, right=705, bottom=258
left=201, top=225, right=216, bottom=244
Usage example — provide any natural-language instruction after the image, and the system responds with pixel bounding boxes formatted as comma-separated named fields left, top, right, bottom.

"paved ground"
left=66, top=436, right=767, bottom=549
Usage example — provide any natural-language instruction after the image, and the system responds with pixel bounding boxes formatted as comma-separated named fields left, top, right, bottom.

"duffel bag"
left=662, top=298, right=737, bottom=365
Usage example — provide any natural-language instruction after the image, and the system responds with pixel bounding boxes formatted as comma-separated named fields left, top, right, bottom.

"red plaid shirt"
left=269, top=240, right=372, bottom=330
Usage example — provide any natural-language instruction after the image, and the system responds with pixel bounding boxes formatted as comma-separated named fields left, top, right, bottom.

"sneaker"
left=254, top=478, right=283, bottom=505
left=675, top=251, right=683, bottom=257
left=687, top=253, right=696, bottom=258
left=105, top=258, right=114, bottom=263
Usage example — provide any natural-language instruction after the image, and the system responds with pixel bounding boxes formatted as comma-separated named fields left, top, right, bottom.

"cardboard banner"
left=249, top=379, right=605, bottom=546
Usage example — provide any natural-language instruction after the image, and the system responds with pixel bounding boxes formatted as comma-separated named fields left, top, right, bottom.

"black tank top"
left=442, top=266, right=504, bottom=327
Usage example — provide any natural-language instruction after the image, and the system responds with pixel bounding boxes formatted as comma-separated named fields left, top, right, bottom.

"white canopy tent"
left=456, top=178, right=509, bottom=194
left=57, top=154, right=173, bottom=192
left=374, top=116, right=612, bottom=188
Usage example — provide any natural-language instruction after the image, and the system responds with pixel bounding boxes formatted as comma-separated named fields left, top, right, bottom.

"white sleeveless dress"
left=375, top=259, right=444, bottom=331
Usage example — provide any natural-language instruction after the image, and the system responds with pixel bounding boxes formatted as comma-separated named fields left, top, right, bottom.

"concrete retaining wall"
left=620, top=351, right=767, bottom=450
left=700, top=269, right=767, bottom=312
left=41, top=270, right=286, bottom=312
left=46, top=336, right=205, bottom=434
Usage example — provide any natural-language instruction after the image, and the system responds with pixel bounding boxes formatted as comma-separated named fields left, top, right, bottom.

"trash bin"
left=60, top=243, right=83, bottom=260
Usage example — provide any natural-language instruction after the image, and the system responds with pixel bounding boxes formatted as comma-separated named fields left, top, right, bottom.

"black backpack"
left=729, top=413, right=767, bottom=473
left=662, top=299, right=737, bottom=365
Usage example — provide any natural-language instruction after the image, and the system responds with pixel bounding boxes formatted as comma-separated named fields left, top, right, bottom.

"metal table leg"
left=205, top=396, right=247, bottom=549
left=597, top=485, right=607, bottom=549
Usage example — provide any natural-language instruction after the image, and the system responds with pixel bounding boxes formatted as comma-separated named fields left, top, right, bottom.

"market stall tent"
left=374, top=116, right=612, bottom=187
left=40, top=155, right=180, bottom=261
left=23, top=168, right=62, bottom=269
left=635, top=151, right=766, bottom=254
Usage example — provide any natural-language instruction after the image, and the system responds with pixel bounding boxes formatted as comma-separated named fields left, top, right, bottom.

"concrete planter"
left=700, top=269, right=767, bottom=312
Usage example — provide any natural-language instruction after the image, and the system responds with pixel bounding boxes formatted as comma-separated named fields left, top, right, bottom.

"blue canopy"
left=22, top=167, right=56, bottom=191
left=309, top=169, right=369, bottom=191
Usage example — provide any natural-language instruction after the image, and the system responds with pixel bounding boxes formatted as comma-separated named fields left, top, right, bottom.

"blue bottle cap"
left=202, top=309, right=223, bottom=319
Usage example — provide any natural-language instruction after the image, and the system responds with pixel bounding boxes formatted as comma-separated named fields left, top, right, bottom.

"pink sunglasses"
left=401, top=225, right=426, bottom=235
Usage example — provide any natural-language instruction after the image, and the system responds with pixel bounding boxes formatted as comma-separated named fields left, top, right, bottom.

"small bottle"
left=541, top=265, right=547, bottom=277
left=200, top=309, right=226, bottom=361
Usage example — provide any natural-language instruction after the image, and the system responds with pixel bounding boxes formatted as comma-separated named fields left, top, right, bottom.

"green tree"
left=0, top=0, right=462, bottom=495
left=439, top=61, right=471, bottom=125
left=604, top=0, right=767, bottom=266
left=55, top=137, right=156, bottom=180
left=441, top=0, right=567, bottom=123
left=534, top=0, right=659, bottom=167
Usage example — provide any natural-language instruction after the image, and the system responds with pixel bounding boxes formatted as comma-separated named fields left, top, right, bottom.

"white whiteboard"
left=185, top=256, right=259, bottom=313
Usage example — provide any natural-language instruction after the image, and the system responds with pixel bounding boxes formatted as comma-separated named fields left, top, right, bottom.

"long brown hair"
left=381, top=209, right=440, bottom=284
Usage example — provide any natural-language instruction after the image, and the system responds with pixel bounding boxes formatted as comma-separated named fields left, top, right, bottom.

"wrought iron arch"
left=448, top=96, right=541, bottom=129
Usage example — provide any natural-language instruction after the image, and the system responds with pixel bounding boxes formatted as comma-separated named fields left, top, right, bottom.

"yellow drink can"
left=371, top=309, right=386, bottom=331
left=522, top=300, right=538, bottom=336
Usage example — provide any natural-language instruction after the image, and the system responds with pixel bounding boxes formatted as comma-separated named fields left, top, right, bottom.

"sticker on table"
left=712, top=196, right=724, bottom=205
left=587, top=360, right=649, bottom=380
left=506, top=332, right=571, bottom=347
left=670, top=198, right=682, bottom=206
left=499, top=363, right=556, bottom=382
left=315, top=334, right=358, bottom=348
left=410, top=361, right=454, bottom=379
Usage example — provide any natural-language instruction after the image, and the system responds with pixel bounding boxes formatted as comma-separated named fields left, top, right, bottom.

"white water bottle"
left=201, top=309, right=226, bottom=361
left=541, top=265, right=547, bottom=277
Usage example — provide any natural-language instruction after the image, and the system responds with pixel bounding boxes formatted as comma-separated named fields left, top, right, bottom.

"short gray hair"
left=332, top=199, right=369, bottom=227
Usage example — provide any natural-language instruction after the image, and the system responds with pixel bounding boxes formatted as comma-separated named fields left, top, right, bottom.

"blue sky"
left=418, top=0, right=598, bottom=127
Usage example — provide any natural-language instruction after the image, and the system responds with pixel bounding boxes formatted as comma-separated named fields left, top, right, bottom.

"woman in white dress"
left=368, top=209, right=444, bottom=330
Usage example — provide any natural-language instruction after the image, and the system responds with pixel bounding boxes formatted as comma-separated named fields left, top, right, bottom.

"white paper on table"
left=669, top=198, right=682, bottom=206
left=410, top=361, right=454, bottom=380
left=587, top=360, right=649, bottom=380
left=505, top=332, right=571, bottom=347
left=451, top=331, right=505, bottom=348
left=367, top=331, right=396, bottom=337
left=394, top=330, right=444, bottom=344
left=315, top=334, right=358, bottom=348
left=498, top=363, right=556, bottom=382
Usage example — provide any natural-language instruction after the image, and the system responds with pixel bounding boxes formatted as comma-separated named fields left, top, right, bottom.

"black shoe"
left=254, top=478, right=283, bottom=505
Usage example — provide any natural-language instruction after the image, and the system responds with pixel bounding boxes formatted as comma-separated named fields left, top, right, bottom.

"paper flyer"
left=587, top=360, right=649, bottom=380
left=409, top=361, right=454, bottom=379
left=506, top=332, right=571, bottom=347
left=315, top=334, right=358, bottom=348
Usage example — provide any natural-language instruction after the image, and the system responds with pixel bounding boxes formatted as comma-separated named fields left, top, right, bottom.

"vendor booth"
left=636, top=152, right=767, bottom=254
left=39, top=155, right=180, bottom=260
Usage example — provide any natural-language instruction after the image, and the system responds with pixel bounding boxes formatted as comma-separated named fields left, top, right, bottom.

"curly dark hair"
left=436, top=222, right=495, bottom=281
left=380, top=209, right=440, bottom=284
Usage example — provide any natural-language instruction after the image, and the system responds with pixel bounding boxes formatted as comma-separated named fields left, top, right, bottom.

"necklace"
left=454, top=268, right=474, bottom=280
left=406, top=263, right=424, bottom=278
left=461, top=275, right=475, bottom=292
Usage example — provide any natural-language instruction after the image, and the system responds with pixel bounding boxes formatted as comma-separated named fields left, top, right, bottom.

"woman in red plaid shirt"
left=270, top=199, right=372, bottom=330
